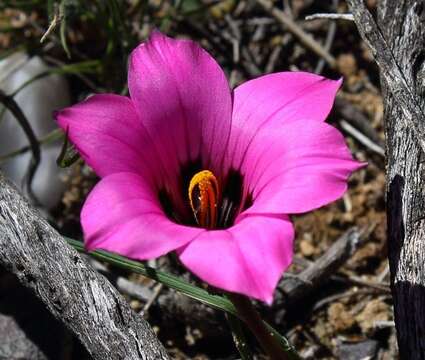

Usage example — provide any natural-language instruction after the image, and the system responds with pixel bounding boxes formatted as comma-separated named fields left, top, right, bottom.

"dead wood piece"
left=0, top=173, right=169, bottom=360
left=347, top=0, right=425, bottom=358
left=347, top=0, right=425, bottom=154
left=281, top=227, right=361, bottom=302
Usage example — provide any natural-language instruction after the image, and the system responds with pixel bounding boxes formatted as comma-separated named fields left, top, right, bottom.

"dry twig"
left=256, top=0, right=336, bottom=67
left=305, top=13, right=354, bottom=21
left=281, top=227, right=362, bottom=302
left=340, top=120, right=385, bottom=156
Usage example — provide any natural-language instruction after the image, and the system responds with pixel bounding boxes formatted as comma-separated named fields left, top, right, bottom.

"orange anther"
left=188, top=170, right=219, bottom=228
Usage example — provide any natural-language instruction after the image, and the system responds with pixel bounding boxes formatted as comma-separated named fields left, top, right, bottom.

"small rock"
left=337, top=339, right=379, bottom=360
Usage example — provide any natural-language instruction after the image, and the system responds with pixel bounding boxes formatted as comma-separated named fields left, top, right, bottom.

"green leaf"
left=0, top=129, right=63, bottom=163
left=65, top=237, right=238, bottom=315
left=8, top=60, right=100, bottom=99
left=65, top=237, right=300, bottom=359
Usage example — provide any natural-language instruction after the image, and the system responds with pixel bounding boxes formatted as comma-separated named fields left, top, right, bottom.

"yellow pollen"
left=188, top=170, right=219, bottom=229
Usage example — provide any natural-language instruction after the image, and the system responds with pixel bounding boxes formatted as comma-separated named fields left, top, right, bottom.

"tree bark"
left=348, top=0, right=425, bottom=358
left=379, top=1, right=425, bottom=358
left=0, top=173, right=169, bottom=360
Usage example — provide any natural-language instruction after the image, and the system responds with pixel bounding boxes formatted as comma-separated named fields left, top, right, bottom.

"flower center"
left=188, top=170, right=219, bottom=229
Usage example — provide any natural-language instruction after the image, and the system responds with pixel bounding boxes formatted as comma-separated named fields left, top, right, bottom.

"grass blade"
left=65, top=237, right=300, bottom=359
left=65, top=237, right=238, bottom=315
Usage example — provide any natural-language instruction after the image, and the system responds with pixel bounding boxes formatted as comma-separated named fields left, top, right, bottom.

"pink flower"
left=55, top=32, right=363, bottom=303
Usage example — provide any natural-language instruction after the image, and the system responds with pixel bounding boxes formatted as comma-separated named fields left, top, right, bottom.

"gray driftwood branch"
left=281, top=227, right=361, bottom=302
left=348, top=0, right=425, bottom=358
left=0, top=173, right=169, bottom=360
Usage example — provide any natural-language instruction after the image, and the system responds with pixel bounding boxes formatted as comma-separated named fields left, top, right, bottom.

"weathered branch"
left=347, top=0, right=425, bottom=154
left=0, top=173, right=169, bottom=360
left=281, top=227, right=361, bottom=302
left=348, top=0, right=425, bottom=358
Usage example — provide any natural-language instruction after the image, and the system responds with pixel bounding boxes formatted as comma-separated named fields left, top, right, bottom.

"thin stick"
left=314, top=0, right=338, bottom=74
left=305, top=13, right=354, bottom=21
left=315, top=19, right=336, bottom=73
left=40, top=4, right=64, bottom=43
left=340, top=120, right=385, bottom=156
left=142, top=283, right=164, bottom=313
left=256, top=0, right=336, bottom=67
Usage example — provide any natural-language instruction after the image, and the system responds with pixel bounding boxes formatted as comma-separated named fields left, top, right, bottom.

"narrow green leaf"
left=0, top=129, right=63, bottom=163
left=9, top=61, right=100, bottom=99
left=65, top=237, right=238, bottom=315
left=65, top=237, right=300, bottom=359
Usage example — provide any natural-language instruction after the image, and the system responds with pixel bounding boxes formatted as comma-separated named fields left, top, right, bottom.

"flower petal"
left=128, top=32, right=232, bottom=178
left=240, top=120, right=365, bottom=215
left=227, top=72, right=341, bottom=169
left=82, top=172, right=204, bottom=259
left=55, top=94, right=156, bottom=180
left=177, top=214, right=294, bottom=303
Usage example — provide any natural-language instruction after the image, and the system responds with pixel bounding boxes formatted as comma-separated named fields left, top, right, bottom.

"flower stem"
left=229, top=293, right=289, bottom=360
left=226, top=312, right=254, bottom=360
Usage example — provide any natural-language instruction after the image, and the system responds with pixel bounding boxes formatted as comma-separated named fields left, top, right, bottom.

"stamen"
left=188, top=170, right=219, bottom=229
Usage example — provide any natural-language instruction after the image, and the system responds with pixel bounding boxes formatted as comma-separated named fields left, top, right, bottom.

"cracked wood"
left=0, top=173, right=169, bottom=360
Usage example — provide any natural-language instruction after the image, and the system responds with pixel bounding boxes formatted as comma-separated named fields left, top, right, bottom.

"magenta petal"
left=55, top=94, right=154, bottom=179
left=178, top=214, right=294, bottom=303
left=227, top=72, right=342, bottom=168
left=241, top=120, right=365, bottom=215
left=81, top=172, right=204, bottom=259
left=128, top=32, right=232, bottom=177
